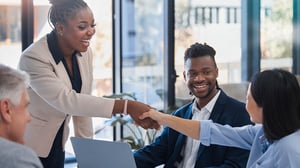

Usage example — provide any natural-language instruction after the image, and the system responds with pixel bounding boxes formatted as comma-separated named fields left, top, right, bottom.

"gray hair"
left=0, top=64, right=30, bottom=105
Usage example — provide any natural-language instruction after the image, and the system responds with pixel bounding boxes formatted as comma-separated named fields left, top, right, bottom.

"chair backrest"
left=296, top=75, right=300, bottom=86
left=219, top=82, right=249, bottom=103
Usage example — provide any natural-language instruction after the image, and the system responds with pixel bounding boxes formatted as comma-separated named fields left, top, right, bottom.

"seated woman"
left=140, top=69, right=300, bottom=168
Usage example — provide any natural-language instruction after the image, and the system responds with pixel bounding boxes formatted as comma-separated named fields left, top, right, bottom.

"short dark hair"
left=184, top=42, right=217, bottom=67
left=250, top=69, right=300, bottom=141
left=48, top=0, right=89, bottom=28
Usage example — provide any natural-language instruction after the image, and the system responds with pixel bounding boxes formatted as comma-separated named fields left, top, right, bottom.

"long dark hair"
left=250, top=69, right=300, bottom=140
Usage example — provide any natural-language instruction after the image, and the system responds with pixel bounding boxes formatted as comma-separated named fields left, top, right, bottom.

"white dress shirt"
left=178, top=90, right=220, bottom=168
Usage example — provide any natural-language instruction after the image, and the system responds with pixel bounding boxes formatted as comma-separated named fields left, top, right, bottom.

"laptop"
left=70, top=137, right=137, bottom=168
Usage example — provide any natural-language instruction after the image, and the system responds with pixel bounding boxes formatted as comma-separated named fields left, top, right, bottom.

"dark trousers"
left=39, top=122, right=65, bottom=168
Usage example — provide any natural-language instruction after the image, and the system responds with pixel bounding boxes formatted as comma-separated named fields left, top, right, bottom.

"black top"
left=47, top=31, right=82, bottom=93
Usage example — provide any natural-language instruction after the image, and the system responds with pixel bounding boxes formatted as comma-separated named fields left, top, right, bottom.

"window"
left=260, top=0, right=293, bottom=71
left=0, top=0, right=21, bottom=68
left=121, top=0, right=165, bottom=110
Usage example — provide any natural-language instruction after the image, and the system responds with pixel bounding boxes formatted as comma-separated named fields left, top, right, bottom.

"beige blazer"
left=18, top=35, right=115, bottom=157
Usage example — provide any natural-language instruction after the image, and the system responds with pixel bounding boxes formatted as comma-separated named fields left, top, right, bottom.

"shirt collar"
left=192, top=89, right=221, bottom=115
left=259, top=135, right=273, bottom=153
left=47, top=30, right=82, bottom=65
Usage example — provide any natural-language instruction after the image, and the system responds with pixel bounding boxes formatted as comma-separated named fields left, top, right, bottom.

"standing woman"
left=141, top=69, right=300, bottom=167
left=18, top=0, right=157, bottom=167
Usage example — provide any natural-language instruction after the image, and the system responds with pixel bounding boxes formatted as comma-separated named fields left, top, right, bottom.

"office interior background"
left=1, top=0, right=300, bottom=161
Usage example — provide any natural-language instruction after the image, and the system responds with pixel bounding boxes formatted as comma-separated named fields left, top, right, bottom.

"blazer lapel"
left=76, top=51, right=92, bottom=94
left=54, top=61, right=72, bottom=89
left=209, top=90, right=227, bottom=122
left=195, top=90, right=227, bottom=161
left=169, top=105, right=193, bottom=164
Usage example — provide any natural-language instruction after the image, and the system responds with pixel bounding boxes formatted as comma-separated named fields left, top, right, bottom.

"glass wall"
left=260, top=0, right=293, bottom=71
left=117, top=0, right=165, bottom=148
left=174, top=0, right=242, bottom=99
left=121, top=0, right=165, bottom=111
left=0, top=0, right=21, bottom=68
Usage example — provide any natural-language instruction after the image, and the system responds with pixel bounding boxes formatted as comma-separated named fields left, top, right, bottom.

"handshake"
left=125, top=100, right=163, bottom=130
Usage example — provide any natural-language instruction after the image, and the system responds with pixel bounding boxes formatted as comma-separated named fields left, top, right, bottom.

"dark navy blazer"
left=134, top=90, right=252, bottom=168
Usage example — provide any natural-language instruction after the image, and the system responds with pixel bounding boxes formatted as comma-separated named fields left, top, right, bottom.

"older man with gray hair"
left=0, top=64, right=43, bottom=168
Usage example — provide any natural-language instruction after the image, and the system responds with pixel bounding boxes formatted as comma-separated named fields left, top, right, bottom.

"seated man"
left=0, top=64, right=43, bottom=168
left=134, top=43, right=252, bottom=167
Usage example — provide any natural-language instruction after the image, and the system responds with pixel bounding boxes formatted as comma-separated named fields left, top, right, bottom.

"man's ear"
left=0, top=100, right=12, bottom=123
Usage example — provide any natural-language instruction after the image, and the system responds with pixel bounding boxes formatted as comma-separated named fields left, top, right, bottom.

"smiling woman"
left=18, top=0, right=158, bottom=168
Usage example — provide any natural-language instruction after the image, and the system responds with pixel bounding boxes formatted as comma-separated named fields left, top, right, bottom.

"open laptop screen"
left=71, top=137, right=137, bottom=168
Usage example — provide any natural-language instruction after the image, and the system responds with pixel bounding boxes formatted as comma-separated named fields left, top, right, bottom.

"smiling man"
left=134, top=42, right=252, bottom=168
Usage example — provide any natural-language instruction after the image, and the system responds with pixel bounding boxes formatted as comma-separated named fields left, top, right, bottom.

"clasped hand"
left=127, top=101, right=160, bottom=130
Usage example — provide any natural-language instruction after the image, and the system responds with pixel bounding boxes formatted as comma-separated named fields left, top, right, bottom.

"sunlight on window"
left=0, top=0, right=21, bottom=68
